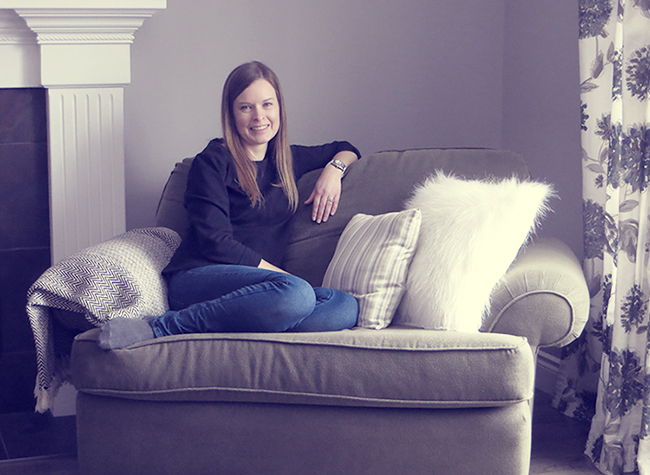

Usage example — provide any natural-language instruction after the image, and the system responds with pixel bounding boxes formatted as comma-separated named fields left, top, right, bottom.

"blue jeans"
left=151, top=265, right=358, bottom=336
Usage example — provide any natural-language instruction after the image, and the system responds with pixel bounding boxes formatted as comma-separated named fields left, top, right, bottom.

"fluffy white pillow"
left=323, top=209, right=421, bottom=329
left=395, top=173, right=553, bottom=332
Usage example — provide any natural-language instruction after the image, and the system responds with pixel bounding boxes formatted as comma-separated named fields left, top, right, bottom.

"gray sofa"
left=70, top=148, right=589, bottom=474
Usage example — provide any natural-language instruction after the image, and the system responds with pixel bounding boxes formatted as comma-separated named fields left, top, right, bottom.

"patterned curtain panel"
left=554, top=1, right=650, bottom=473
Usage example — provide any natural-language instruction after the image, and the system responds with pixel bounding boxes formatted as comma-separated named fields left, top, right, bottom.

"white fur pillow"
left=394, top=173, right=553, bottom=332
left=323, top=209, right=421, bottom=329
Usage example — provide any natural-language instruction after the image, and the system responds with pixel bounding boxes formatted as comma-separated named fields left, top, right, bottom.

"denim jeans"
left=150, top=265, right=358, bottom=336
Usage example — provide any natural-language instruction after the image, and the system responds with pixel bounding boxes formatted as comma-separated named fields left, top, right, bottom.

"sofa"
left=66, top=148, right=589, bottom=474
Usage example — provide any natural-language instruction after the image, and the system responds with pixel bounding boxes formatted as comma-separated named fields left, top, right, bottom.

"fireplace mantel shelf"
left=0, top=0, right=166, bottom=87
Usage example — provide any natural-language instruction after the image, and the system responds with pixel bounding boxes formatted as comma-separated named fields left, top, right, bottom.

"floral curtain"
left=553, top=0, right=650, bottom=473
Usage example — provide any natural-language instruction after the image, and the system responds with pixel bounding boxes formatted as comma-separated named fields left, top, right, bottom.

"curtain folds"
left=554, top=1, right=650, bottom=473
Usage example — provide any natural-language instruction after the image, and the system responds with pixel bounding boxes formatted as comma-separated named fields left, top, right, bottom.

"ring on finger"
left=327, top=198, right=335, bottom=203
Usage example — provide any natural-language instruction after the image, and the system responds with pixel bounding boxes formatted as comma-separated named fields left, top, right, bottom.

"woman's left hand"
left=305, top=165, right=343, bottom=223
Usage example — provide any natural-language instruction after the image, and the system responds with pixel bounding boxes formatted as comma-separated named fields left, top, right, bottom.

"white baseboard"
left=536, top=350, right=561, bottom=396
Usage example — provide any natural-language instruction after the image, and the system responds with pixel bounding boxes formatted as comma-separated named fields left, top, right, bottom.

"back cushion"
left=155, top=157, right=193, bottom=240
left=283, top=149, right=529, bottom=286
left=155, top=149, right=529, bottom=286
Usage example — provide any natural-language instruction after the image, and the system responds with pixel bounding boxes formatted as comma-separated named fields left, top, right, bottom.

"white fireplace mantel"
left=0, top=0, right=166, bottom=264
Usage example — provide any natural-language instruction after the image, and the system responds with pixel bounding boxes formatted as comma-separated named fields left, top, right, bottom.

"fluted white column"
left=48, top=88, right=126, bottom=259
left=0, top=1, right=166, bottom=263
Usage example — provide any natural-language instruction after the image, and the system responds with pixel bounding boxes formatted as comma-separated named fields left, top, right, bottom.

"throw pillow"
left=394, top=172, right=553, bottom=332
left=323, top=209, right=422, bottom=329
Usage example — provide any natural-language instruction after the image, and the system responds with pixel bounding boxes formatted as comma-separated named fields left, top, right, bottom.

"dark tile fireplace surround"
left=0, top=88, right=50, bottom=413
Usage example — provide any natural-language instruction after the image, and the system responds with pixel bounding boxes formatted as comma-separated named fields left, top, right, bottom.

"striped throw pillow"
left=323, top=209, right=421, bottom=329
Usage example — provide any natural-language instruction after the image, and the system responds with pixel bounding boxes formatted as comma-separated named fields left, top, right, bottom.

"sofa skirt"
left=76, top=392, right=532, bottom=475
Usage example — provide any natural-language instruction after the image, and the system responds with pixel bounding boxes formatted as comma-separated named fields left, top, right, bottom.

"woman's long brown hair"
left=221, top=61, right=298, bottom=210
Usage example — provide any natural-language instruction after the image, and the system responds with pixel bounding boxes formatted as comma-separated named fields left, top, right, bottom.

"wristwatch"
left=328, top=158, right=348, bottom=177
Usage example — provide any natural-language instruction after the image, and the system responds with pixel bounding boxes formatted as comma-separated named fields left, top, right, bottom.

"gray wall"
left=502, top=0, right=582, bottom=260
left=124, top=0, right=582, bottom=259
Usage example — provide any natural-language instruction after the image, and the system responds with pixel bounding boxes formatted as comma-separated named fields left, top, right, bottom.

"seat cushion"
left=72, top=328, right=534, bottom=409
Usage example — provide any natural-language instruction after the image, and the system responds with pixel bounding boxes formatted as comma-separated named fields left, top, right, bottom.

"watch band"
left=328, top=158, right=348, bottom=176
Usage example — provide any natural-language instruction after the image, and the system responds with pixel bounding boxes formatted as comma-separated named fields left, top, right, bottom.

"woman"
left=100, top=61, right=360, bottom=349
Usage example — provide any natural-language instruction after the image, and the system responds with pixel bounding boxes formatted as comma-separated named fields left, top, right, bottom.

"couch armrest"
left=483, top=237, right=589, bottom=350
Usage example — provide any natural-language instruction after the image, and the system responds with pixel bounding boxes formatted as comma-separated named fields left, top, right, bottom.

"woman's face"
left=233, top=78, right=280, bottom=158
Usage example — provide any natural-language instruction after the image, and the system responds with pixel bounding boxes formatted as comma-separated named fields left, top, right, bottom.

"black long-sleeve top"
left=163, top=138, right=360, bottom=274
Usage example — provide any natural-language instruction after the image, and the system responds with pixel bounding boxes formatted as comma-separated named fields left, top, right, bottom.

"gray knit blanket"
left=26, top=227, right=181, bottom=413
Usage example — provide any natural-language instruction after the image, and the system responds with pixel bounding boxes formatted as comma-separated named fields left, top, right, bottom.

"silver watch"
left=328, top=158, right=348, bottom=176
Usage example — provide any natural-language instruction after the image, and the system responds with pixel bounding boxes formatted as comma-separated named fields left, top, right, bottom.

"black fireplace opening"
left=0, top=87, right=50, bottom=414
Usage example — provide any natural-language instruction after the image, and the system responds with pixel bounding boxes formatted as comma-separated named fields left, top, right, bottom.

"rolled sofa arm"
left=483, top=237, right=590, bottom=350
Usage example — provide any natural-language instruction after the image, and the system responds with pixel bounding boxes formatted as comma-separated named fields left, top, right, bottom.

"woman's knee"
left=327, top=289, right=359, bottom=329
left=292, top=288, right=358, bottom=332
left=271, top=274, right=316, bottom=324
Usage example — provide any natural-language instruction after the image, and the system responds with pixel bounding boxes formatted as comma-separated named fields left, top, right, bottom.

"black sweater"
left=164, top=138, right=360, bottom=274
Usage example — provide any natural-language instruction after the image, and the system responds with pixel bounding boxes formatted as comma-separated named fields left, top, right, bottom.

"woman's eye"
left=264, top=102, right=274, bottom=108
left=240, top=105, right=251, bottom=111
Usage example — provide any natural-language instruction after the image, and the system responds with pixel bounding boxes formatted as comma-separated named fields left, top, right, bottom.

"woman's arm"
left=305, top=150, right=359, bottom=224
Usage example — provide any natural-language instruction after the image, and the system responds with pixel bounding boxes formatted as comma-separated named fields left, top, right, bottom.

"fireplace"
left=0, top=1, right=166, bottom=413
left=0, top=88, right=49, bottom=412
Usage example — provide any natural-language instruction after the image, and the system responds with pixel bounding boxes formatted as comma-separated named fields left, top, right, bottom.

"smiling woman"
left=98, top=61, right=361, bottom=349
